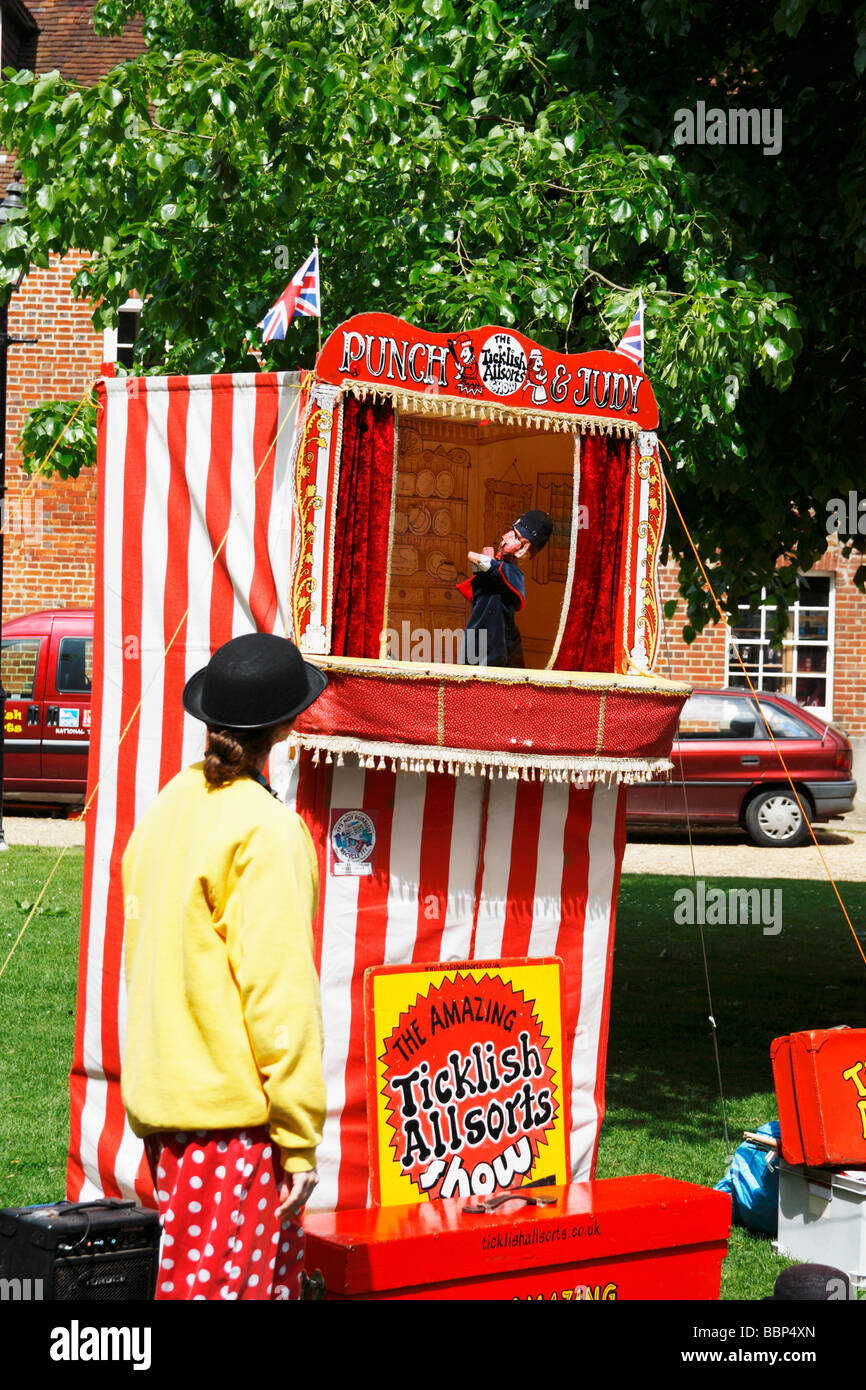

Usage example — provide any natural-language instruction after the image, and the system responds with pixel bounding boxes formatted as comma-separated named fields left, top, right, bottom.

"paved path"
left=3, top=809, right=865, bottom=881
left=624, top=820, right=866, bottom=881
left=1, top=812, right=87, bottom=849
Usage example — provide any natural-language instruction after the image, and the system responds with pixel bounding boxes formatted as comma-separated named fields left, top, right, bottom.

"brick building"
left=1, top=0, right=864, bottom=792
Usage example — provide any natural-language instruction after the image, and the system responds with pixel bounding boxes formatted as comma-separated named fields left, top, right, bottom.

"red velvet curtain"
left=554, top=434, right=629, bottom=673
left=330, top=397, right=395, bottom=658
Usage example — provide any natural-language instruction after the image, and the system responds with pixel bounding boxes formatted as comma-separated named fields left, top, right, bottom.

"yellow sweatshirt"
left=121, top=762, right=325, bottom=1173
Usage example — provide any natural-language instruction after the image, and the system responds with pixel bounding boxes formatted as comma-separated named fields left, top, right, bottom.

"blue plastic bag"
left=715, top=1122, right=781, bottom=1235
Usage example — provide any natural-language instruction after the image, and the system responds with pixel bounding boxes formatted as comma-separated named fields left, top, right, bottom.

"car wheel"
left=745, top=789, right=811, bottom=847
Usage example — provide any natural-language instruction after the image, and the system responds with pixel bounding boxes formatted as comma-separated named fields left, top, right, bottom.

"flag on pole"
left=615, top=295, right=644, bottom=367
left=259, top=248, right=320, bottom=342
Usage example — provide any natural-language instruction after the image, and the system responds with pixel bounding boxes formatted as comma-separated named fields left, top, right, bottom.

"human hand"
left=275, top=1168, right=319, bottom=1220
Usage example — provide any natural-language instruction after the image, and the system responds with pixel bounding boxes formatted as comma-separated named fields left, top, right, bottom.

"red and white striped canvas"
left=67, top=371, right=306, bottom=1205
left=290, top=761, right=626, bottom=1211
left=68, top=372, right=626, bottom=1211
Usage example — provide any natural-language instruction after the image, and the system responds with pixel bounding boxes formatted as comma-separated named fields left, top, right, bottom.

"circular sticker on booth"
left=331, top=810, right=376, bottom=876
left=478, top=332, right=528, bottom=397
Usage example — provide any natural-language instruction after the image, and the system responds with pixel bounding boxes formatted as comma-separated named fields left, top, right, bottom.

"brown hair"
left=203, top=726, right=273, bottom=788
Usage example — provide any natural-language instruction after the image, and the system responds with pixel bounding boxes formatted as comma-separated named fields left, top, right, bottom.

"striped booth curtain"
left=68, top=372, right=626, bottom=1210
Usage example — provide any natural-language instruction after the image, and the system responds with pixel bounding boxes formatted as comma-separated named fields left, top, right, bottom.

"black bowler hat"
left=182, top=633, right=328, bottom=730
left=514, top=509, right=554, bottom=550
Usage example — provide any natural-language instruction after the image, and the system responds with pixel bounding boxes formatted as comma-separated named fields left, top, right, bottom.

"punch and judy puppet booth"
left=68, top=315, right=690, bottom=1221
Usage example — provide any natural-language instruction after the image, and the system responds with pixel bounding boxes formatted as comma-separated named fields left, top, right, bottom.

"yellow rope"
left=658, top=439, right=865, bottom=970
left=0, top=844, right=70, bottom=983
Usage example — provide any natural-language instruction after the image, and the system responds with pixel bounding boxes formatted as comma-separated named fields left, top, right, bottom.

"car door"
left=665, top=692, right=761, bottom=821
left=748, top=697, right=825, bottom=785
left=2, top=633, right=46, bottom=787
left=41, top=621, right=92, bottom=792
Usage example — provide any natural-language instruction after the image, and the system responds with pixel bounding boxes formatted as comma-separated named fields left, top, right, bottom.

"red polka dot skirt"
left=144, top=1127, right=305, bottom=1301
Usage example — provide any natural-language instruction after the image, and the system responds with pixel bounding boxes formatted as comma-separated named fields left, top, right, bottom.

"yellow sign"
left=365, top=957, right=570, bottom=1207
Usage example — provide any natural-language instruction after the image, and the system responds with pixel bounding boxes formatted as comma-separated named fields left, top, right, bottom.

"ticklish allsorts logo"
left=378, top=972, right=561, bottom=1201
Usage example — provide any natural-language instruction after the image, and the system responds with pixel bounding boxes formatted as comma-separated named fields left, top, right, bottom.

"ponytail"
left=203, top=726, right=273, bottom=788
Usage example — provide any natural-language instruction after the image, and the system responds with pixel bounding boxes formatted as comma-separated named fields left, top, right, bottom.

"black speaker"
left=0, top=1199, right=160, bottom=1301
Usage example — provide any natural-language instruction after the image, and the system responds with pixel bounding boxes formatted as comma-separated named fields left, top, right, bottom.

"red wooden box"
left=772, top=1028, right=866, bottom=1168
left=302, top=1175, right=731, bottom=1301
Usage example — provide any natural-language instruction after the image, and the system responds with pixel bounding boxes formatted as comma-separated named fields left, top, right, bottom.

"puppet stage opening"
left=387, top=413, right=576, bottom=669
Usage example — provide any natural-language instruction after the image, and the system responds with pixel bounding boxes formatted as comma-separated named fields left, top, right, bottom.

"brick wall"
left=656, top=544, right=866, bottom=742
left=3, top=249, right=101, bottom=617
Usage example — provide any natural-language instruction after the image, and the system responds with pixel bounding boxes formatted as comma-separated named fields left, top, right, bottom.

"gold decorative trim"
left=547, top=432, right=581, bottom=670
left=643, top=450, right=665, bottom=671
left=302, top=651, right=691, bottom=697
left=595, top=690, right=608, bottom=755
left=622, top=434, right=637, bottom=673
left=437, top=684, right=445, bottom=745
left=290, top=731, right=672, bottom=785
left=341, top=379, right=641, bottom=437
left=324, top=388, right=344, bottom=651
left=290, top=383, right=325, bottom=639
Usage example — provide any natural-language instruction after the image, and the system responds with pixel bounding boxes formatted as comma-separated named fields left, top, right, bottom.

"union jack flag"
left=615, top=296, right=644, bottom=367
left=259, top=248, right=320, bottom=342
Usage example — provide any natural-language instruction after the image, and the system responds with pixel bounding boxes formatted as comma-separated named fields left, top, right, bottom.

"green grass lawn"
left=598, top=872, right=866, bottom=1299
left=1, top=845, right=864, bottom=1299
left=0, top=847, right=84, bottom=1208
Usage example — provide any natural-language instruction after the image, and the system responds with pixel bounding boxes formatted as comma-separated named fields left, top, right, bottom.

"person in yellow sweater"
left=121, top=633, right=328, bottom=1301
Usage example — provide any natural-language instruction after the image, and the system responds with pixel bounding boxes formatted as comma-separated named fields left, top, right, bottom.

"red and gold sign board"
left=772, top=1027, right=866, bottom=1167
left=365, top=959, right=570, bottom=1207
left=303, top=1176, right=732, bottom=1301
left=317, top=313, right=658, bottom=430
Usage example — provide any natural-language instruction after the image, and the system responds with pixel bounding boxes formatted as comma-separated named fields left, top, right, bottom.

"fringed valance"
left=342, top=378, right=641, bottom=437
left=290, top=732, right=671, bottom=785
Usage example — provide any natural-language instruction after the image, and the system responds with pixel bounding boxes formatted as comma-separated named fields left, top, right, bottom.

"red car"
left=1, top=608, right=92, bottom=808
left=627, top=687, right=857, bottom=847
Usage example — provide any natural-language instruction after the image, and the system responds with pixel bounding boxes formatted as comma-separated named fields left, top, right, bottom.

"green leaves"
left=18, top=398, right=98, bottom=480
left=0, top=0, right=860, bottom=634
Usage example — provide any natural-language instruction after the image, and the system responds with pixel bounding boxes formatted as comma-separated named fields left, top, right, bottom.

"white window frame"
left=724, top=573, right=835, bottom=720
left=102, top=297, right=143, bottom=366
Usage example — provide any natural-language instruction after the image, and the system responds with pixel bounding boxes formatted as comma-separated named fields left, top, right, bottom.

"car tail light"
left=835, top=750, right=852, bottom=772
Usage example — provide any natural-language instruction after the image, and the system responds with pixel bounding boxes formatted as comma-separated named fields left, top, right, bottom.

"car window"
left=56, top=637, right=93, bottom=694
left=1, top=638, right=42, bottom=699
left=751, top=700, right=816, bottom=739
left=678, top=693, right=757, bottom=739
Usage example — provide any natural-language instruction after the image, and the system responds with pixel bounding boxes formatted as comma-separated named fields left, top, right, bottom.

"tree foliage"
left=1, top=0, right=864, bottom=635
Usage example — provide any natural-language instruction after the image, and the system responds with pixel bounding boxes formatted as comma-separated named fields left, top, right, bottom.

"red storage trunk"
left=303, top=1176, right=731, bottom=1301
left=771, top=1028, right=866, bottom=1168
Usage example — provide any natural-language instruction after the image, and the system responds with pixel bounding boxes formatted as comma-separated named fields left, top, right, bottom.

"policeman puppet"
left=458, top=509, right=554, bottom=668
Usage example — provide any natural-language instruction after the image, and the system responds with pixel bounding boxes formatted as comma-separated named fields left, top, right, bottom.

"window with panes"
left=725, top=575, right=834, bottom=717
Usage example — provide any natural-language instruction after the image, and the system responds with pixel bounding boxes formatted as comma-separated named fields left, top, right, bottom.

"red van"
left=1, top=608, right=93, bottom=808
